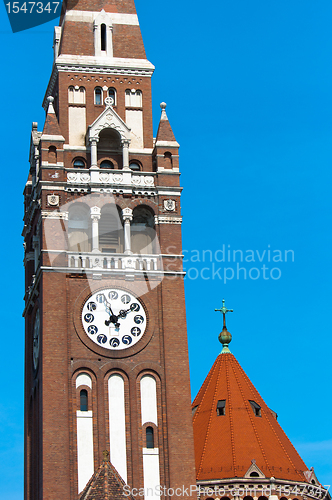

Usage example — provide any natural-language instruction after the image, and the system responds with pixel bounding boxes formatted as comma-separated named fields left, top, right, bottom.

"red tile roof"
left=192, top=353, right=308, bottom=483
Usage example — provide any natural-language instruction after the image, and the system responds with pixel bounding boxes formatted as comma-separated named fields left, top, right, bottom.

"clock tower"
left=23, top=0, right=196, bottom=498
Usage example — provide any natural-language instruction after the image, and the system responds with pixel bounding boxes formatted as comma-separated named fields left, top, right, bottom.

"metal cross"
left=215, top=299, right=233, bottom=329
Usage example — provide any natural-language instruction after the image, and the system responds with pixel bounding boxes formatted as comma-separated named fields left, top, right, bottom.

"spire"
left=215, top=299, right=233, bottom=353
left=192, top=353, right=310, bottom=483
left=79, top=453, right=135, bottom=500
left=155, top=102, right=178, bottom=144
left=42, top=97, right=63, bottom=137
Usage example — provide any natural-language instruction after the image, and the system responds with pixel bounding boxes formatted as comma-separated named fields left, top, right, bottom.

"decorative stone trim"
left=64, top=11, right=139, bottom=25
left=47, top=194, right=60, bottom=207
left=41, top=210, right=68, bottom=220
left=158, top=216, right=182, bottom=225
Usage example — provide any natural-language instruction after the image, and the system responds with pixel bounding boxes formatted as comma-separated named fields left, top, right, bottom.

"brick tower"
left=23, top=1, right=196, bottom=498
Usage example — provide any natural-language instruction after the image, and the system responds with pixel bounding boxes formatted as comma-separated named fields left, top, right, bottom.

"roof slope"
left=42, top=98, right=63, bottom=137
left=192, top=352, right=308, bottom=483
left=155, top=103, right=177, bottom=143
left=79, top=457, right=133, bottom=500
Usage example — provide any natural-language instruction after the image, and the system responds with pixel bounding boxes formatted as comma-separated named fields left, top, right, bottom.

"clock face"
left=33, top=309, right=40, bottom=370
left=81, top=289, right=147, bottom=350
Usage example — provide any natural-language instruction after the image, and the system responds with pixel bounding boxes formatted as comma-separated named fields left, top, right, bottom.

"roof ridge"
left=231, top=357, right=270, bottom=474
left=226, top=354, right=237, bottom=475
left=197, top=355, right=224, bottom=476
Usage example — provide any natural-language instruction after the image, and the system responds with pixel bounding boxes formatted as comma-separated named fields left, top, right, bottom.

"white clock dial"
left=81, top=289, right=147, bottom=350
left=33, top=309, right=40, bottom=370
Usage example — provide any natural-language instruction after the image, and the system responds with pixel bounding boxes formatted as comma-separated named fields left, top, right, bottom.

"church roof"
left=192, top=352, right=309, bottom=483
left=79, top=454, right=133, bottom=500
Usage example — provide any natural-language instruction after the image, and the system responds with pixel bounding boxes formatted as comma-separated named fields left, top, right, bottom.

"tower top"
left=215, top=299, right=233, bottom=353
left=192, top=351, right=310, bottom=483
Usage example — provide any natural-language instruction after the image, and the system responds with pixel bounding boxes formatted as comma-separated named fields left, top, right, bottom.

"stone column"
left=90, top=137, right=99, bottom=169
left=122, top=139, right=130, bottom=170
left=90, top=206, right=101, bottom=252
left=122, top=208, right=133, bottom=254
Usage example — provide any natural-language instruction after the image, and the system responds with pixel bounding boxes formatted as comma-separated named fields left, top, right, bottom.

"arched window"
left=68, top=86, right=74, bottom=103
left=94, top=87, right=102, bottom=105
left=129, top=161, right=141, bottom=171
left=68, top=86, right=86, bottom=104
left=73, top=158, right=86, bottom=168
left=108, top=87, right=116, bottom=105
left=98, top=128, right=121, bottom=151
left=78, top=87, right=86, bottom=104
left=101, top=23, right=106, bottom=51
left=68, top=204, right=91, bottom=252
left=99, top=205, right=123, bottom=253
left=100, top=160, right=114, bottom=169
left=80, top=390, right=88, bottom=411
left=135, top=90, right=142, bottom=107
left=164, top=151, right=172, bottom=168
left=250, top=471, right=259, bottom=477
left=131, top=206, right=155, bottom=254
left=48, top=146, right=57, bottom=163
left=125, top=89, right=142, bottom=107
left=146, top=427, right=154, bottom=449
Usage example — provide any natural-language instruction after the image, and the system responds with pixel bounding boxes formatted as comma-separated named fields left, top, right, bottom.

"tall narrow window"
left=80, top=390, right=88, bottom=411
left=48, top=146, right=57, bottom=163
left=68, top=86, right=74, bottom=103
left=95, top=87, right=102, bottom=105
left=101, top=23, right=106, bottom=51
left=146, top=427, right=154, bottom=449
left=108, top=87, right=116, bottom=105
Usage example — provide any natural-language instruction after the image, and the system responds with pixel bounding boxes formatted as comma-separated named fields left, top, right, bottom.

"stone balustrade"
left=68, top=252, right=158, bottom=271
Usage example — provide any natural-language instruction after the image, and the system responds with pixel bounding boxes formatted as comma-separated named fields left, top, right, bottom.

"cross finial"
left=215, top=299, right=233, bottom=329
left=103, top=450, right=110, bottom=461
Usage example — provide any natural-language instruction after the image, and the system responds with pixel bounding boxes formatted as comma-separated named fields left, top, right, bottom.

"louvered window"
left=99, top=212, right=120, bottom=253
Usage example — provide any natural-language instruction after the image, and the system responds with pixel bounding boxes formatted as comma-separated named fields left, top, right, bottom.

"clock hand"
left=104, top=300, right=120, bottom=328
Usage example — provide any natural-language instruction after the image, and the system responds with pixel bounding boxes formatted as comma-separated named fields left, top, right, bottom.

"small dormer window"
left=216, top=399, right=226, bottom=416
left=249, top=400, right=261, bottom=417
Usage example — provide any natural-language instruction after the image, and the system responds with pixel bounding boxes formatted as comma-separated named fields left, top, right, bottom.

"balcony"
left=67, top=252, right=159, bottom=272
left=66, top=170, right=155, bottom=189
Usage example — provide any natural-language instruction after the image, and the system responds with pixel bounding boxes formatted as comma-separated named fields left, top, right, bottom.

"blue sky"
left=0, top=0, right=331, bottom=498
